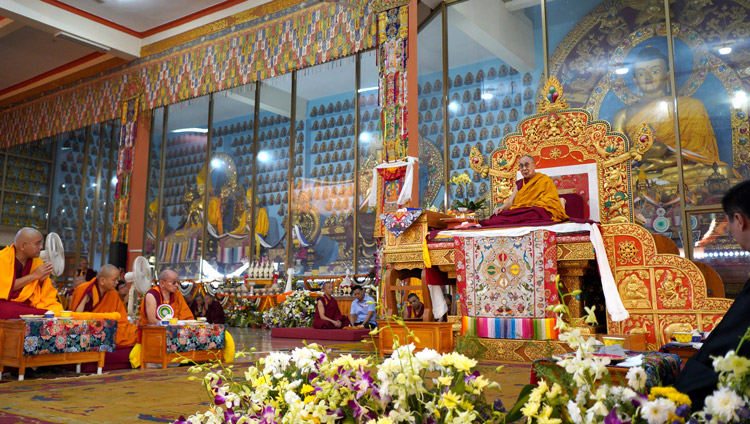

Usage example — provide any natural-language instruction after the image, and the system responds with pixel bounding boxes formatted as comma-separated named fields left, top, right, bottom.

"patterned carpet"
left=0, top=357, right=531, bottom=424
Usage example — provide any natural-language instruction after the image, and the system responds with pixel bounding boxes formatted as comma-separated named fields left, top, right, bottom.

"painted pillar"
left=126, top=112, right=151, bottom=270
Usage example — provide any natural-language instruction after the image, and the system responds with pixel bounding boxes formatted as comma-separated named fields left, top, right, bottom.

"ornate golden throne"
left=468, top=77, right=733, bottom=350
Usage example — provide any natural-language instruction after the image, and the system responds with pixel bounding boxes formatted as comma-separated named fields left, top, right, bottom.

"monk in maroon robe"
left=313, top=281, right=351, bottom=329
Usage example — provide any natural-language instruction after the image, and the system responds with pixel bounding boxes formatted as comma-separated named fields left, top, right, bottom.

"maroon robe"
left=0, top=259, right=48, bottom=319
left=313, top=295, right=351, bottom=329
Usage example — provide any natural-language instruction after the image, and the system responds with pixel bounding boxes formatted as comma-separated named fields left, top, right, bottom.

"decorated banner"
left=0, top=0, right=377, bottom=148
left=111, top=74, right=143, bottom=243
left=377, top=4, right=408, bottom=162
left=454, top=230, right=559, bottom=319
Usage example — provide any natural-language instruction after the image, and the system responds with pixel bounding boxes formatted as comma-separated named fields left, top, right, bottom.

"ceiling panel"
left=0, top=25, right=95, bottom=92
left=57, top=0, right=230, bottom=33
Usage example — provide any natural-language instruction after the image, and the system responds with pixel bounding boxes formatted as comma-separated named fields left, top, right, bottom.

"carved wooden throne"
left=470, top=77, right=733, bottom=350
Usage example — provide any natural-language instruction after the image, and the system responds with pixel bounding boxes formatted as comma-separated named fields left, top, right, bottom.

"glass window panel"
left=446, top=1, right=544, bottom=214
left=256, top=75, right=292, bottom=274
left=96, top=120, right=120, bottom=268
left=672, top=1, right=750, bottom=207
left=293, top=57, right=356, bottom=276
left=49, top=128, right=87, bottom=270
left=144, top=108, right=164, bottom=263
left=690, top=211, right=747, bottom=299
left=2, top=137, right=53, bottom=230
left=206, top=84, right=257, bottom=277
left=79, top=126, right=98, bottom=262
left=357, top=50, right=381, bottom=274
left=418, top=10, right=446, bottom=211
left=158, top=95, right=210, bottom=280
left=543, top=1, right=686, bottom=250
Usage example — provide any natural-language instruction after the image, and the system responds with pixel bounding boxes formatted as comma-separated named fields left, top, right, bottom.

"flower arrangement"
left=450, top=173, right=485, bottom=212
left=510, top=276, right=750, bottom=424
left=261, top=290, right=317, bottom=328
left=176, top=340, right=505, bottom=424
left=225, top=295, right=263, bottom=328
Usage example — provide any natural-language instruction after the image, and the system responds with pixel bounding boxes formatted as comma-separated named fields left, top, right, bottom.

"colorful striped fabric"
left=461, top=316, right=559, bottom=340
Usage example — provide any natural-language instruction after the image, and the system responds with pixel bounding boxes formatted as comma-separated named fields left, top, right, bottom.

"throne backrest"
left=469, top=77, right=654, bottom=224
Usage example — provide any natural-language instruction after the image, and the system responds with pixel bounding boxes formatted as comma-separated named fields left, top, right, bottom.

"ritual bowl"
left=59, top=310, right=72, bottom=318
left=673, top=332, right=693, bottom=343
left=602, top=336, right=625, bottom=346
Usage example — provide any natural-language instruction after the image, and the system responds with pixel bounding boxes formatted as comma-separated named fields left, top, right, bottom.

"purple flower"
left=604, top=408, right=622, bottom=424
left=493, top=398, right=506, bottom=413
left=348, top=399, right=364, bottom=418
left=173, top=416, right=188, bottom=424
left=631, top=392, right=648, bottom=408
left=737, top=405, right=750, bottom=420
left=214, top=394, right=226, bottom=405
left=675, top=404, right=691, bottom=418
left=223, top=410, right=240, bottom=424
left=464, top=370, right=480, bottom=383
left=423, top=418, right=437, bottom=424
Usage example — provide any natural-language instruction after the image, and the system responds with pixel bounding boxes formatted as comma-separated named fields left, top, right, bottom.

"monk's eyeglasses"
left=519, top=163, right=534, bottom=168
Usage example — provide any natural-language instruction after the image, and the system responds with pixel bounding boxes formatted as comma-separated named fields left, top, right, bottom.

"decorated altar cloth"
left=19, top=318, right=117, bottom=355
left=159, top=228, right=200, bottom=263
left=454, top=230, right=559, bottom=321
left=164, top=324, right=225, bottom=354
left=442, top=222, right=629, bottom=322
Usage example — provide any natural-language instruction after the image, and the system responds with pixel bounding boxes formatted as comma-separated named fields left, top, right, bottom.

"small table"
left=0, top=318, right=116, bottom=380
left=140, top=324, right=225, bottom=369
left=660, top=343, right=699, bottom=364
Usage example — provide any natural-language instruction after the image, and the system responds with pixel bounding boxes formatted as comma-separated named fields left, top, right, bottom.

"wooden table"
left=140, top=325, right=224, bottom=369
left=0, top=320, right=105, bottom=381
left=660, top=344, right=699, bottom=364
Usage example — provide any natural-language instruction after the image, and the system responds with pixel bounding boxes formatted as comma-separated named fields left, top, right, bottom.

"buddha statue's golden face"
left=633, top=58, right=668, bottom=98
left=197, top=183, right=206, bottom=196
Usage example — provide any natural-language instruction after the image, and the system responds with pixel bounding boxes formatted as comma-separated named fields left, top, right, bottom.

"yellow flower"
left=439, top=391, right=460, bottom=410
left=547, top=383, right=562, bottom=400
left=521, top=401, right=540, bottom=417
left=304, top=395, right=316, bottom=404
left=436, top=375, right=452, bottom=386
left=650, top=386, right=692, bottom=406
left=301, top=384, right=315, bottom=394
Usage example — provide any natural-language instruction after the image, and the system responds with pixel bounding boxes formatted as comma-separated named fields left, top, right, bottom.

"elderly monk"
left=139, top=269, right=194, bottom=325
left=482, top=155, right=568, bottom=226
left=0, top=227, right=63, bottom=319
left=69, top=264, right=138, bottom=347
left=313, top=281, right=351, bottom=329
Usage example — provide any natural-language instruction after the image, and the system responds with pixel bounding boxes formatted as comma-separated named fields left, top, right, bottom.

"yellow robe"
left=70, top=279, right=138, bottom=347
left=0, top=245, right=62, bottom=312
left=625, top=96, right=720, bottom=165
left=510, top=172, right=568, bottom=222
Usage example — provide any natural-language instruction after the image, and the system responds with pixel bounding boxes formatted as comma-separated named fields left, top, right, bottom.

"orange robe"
left=0, top=245, right=62, bottom=313
left=624, top=96, right=720, bottom=165
left=510, top=172, right=568, bottom=221
left=70, top=278, right=138, bottom=347
left=138, top=286, right=194, bottom=323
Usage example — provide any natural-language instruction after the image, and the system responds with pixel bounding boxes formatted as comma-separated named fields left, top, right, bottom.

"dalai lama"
left=481, top=155, right=568, bottom=226
left=0, top=227, right=63, bottom=319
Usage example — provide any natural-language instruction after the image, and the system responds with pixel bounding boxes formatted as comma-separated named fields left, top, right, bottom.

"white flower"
left=713, top=351, right=750, bottom=376
left=284, top=390, right=301, bottom=404
left=263, top=352, right=292, bottom=377
left=704, top=387, right=744, bottom=422
left=291, top=347, right=323, bottom=373
left=626, top=367, right=647, bottom=391
left=415, top=348, right=441, bottom=370
left=640, top=398, right=675, bottom=424
left=567, top=400, right=583, bottom=424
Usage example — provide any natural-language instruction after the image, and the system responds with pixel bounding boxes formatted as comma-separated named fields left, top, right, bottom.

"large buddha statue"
left=231, top=187, right=269, bottom=238
left=612, top=46, right=730, bottom=182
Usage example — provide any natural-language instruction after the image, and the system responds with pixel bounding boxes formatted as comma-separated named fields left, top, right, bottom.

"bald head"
left=14, top=227, right=44, bottom=261
left=15, top=227, right=42, bottom=245
left=98, top=264, right=119, bottom=280
left=159, top=269, right=180, bottom=294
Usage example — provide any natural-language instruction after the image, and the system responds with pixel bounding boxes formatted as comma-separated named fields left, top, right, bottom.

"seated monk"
left=69, top=264, right=138, bottom=347
left=0, top=227, right=63, bottom=319
left=139, top=269, right=194, bottom=325
left=482, top=155, right=568, bottom=227
left=403, top=293, right=424, bottom=320
left=312, top=281, right=351, bottom=329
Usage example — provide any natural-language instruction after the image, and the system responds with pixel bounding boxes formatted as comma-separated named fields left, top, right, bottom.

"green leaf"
left=504, top=384, right=536, bottom=423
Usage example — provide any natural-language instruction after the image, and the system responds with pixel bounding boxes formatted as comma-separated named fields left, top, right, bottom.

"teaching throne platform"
left=467, top=77, right=733, bottom=352
left=381, top=77, right=734, bottom=359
